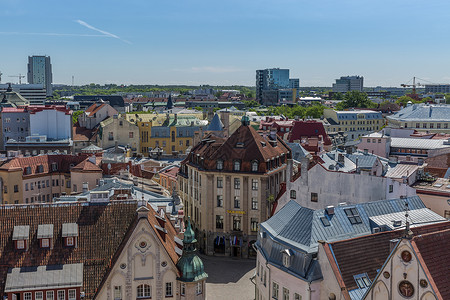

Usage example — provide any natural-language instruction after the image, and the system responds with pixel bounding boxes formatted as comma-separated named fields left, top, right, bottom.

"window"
left=367, top=139, right=371, bottom=143
left=378, top=139, right=381, bottom=143
left=282, top=251, right=291, bottom=268
left=252, top=197, right=258, bottom=210
left=444, top=210, right=450, bottom=219
left=68, top=290, right=76, bottom=300
left=17, top=240, right=25, bottom=249
left=423, top=123, right=427, bottom=128
left=216, top=215, right=224, bottom=229
left=3, top=186, right=6, bottom=194
left=217, top=177, right=223, bottom=188
left=114, top=286, right=122, bottom=300
left=24, top=293, right=32, bottom=300
left=272, top=282, right=279, bottom=299
left=165, top=282, right=173, bottom=297
left=129, top=132, right=134, bottom=138
left=251, top=218, right=258, bottom=232
left=217, top=195, right=223, bottom=207
left=294, top=294, right=301, bottom=300
left=46, top=291, right=54, bottom=300
left=137, top=284, right=151, bottom=298
left=252, top=179, right=258, bottom=190
left=41, top=238, right=50, bottom=248
left=252, top=161, right=259, bottom=172
left=389, top=184, right=393, bottom=193
left=66, top=237, right=74, bottom=246
left=344, top=208, right=362, bottom=225
left=25, top=183, right=28, bottom=191
left=283, top=287, right=289, bottom=300
left=58, top=290, right=65, bottom=300
left=290, top=190, right=296, bottom=199
left=14, top=185, right=18, bottom=193
left=234, top=178, right=240, bottom=189
left=217, top=159, right=223, bottom=170
left=196, top=282, right=202, bottom=295
left=234, top=196, right=240, bottom=208
left=311, top=192, right=318, bottom=202
left=162, top=141, right=166, bottom=147
left=234, top=160, right=241, bottom=171
left=108, top=132, right=114, bottom=140
left=181, top=283, right=186, bottom=296
left=34, top=292, right=44, bottom=300
left=233, top=216, right=241, bottom=231
left=66, top=180, right=71, bottom=188
left=354, top=273, right=371, bottom=289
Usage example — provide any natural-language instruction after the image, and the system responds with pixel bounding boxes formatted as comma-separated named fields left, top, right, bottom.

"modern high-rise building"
left=27, top=55, right=52, bottom=97
left=332, top=75, right=364, bottom=93
left=256, top=68, right=298, bottom=105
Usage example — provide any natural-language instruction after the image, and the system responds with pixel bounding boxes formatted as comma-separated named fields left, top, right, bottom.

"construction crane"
left=8, top=74, right=25, bottom=84
left=401, top=77, right=426, bottom=100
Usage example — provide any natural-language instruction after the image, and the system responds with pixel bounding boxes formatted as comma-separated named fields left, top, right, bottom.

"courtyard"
left=202, top=255, right=256, bottom=300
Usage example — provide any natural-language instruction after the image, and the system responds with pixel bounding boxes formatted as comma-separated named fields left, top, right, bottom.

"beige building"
left=178, top=118, right=291, bottom=258
left=0, top=154, right=103, bottom=204
left=99, top=114, right=139, bottom=153
left=322, top=109, right=384, bottom=140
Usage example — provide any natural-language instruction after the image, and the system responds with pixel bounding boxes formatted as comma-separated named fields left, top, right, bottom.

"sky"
left=1, top=0, right=450, bottom=87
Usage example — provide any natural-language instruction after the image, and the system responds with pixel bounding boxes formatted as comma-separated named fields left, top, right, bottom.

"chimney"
left=325, top=205, right=335, bottom=215
left=82, top=182, right=89, bottom=193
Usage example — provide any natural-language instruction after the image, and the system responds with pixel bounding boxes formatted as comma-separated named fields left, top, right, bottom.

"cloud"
left=173, top=66, right=245, bottom=73
left=76, top=20, right=131, bottom=44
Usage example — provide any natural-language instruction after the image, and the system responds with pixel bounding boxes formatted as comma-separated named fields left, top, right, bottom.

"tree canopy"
left=335, top=91, right=376, bottom=110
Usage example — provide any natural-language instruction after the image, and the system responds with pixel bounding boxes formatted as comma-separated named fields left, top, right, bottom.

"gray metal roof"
left=5, top=263, right=83, bottom=292
left=62, top=223, right=78, bottom=237
left=12, top=226, right=29, bottom=240
left=37, top=224, right=54, bottom=239
left=387, top=104, right=450, bottom=122
left=347, top=154, right=378, bottom=170
left=369, top=208, right=446, bottom=230
left=207, top=113, right=224, bottom=131
left=287, top=142, right=310, bottom=162
left=384, top=163, right=419, bottom=179
left=390, top=137, right=450, bottom=150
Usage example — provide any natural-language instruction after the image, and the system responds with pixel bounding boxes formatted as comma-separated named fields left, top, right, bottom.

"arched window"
left=252, top=160, right=259, bottom=172
left=217, top=159, right=223, bottom=170
left=234, top=160, right=241, bottom=171
left=137, top=284, right=151, bottom=298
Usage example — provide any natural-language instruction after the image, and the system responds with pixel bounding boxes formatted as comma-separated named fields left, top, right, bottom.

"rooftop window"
left=354, top=273, right=371, bottom=289
left=344, top=208, right=362, bottom=225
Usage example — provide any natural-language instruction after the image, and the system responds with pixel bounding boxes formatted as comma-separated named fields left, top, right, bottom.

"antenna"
left=72, top=75, right=74, bottom=86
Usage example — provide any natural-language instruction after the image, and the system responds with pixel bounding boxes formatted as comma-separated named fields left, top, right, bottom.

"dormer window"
left=216, top=159, right=223, bottom=170
left=252, top=161, right=259, bottom=172
left=62, top=223, right=78, bottom=247
left=37, top=164, right=44, bottom=173
left=281, top=249, right=293, bottom=268
left=51, top=162, right=58, bottom=171
left=37, top=224, right=53, bottom=249
left=233, top=160, right=241, bottom=171
left=24, top=166, right=32, bottom=175
left=13, top=225, right=30, bottom=251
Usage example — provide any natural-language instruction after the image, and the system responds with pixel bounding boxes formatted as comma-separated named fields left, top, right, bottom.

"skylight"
left=320, top=216, right=331, bottom=227
left=344, top=208, right=362, bottom=225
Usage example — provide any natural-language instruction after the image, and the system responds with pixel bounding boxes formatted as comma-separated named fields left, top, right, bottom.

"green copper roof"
left=176, top=218, right=208, bottom=282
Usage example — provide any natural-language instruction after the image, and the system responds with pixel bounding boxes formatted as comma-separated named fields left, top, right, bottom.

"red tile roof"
left=287, top=120, right=332, bottom=145
left=411, top=228, right=450, bottom=299
left=0, top=202, right=181, bottom=299
left=326, top=221, right=450, bottom=292
left=71, top=159, right=102, bottom=172
left=0, top=154, right=92, bottom=176
left=85, top=103, right=106, bottom=116
left=27, top=105, right=71, bottom=115
left=184, top=124, right=291, bottom=173
left=160, top=166, right=179, bottom=180
left=72, top=123, right=97, bottom=142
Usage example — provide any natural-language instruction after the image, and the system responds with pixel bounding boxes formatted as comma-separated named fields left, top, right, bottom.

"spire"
left=207, top=113, right=224, bottom=131
left=166, top=94, right=174, bottom=110
left=403, top=201, right=413, bottom=239
left=176, top=217, right=208, bottom=282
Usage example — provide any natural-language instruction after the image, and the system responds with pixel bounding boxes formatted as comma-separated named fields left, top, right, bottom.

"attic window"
left=37, top=165, right=44, bottom=173
left=344, top=208, right=362, bottom=225
left=354, top=274, right=371, bottom=289
left=281, top=249, right=293, bottom=268
left=13, top=225, right=30, bottom=250
left=236, top=142, right=244, bottom=148
left=62, top=223, right=78, bottom=247
left=252, top=161, right=259, bottom=172
left=37, top=224, right=54, bottom=249
left=216, top=160, right=223, bottom=170
left=51, top=162, right=58, bottom=171
left=24, top=166, right=31, bottom=175
left=320, top=216, right=331, bottom=227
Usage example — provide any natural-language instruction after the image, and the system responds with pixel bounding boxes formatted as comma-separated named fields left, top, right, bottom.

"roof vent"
left=325, top=205, right=335, bottom=215
left=392, top=220, right=402, bottom=227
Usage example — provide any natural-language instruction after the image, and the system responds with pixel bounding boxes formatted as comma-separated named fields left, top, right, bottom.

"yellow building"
left=136, top=113, right=207, bottom=156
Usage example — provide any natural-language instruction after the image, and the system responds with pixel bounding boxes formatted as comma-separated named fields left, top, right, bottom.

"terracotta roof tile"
left=412, top=228, right=450, bottom=299
left=0, top=202, right=138, bottom=299
left=85, top=103, right=106, bottom=116
left=327, top=221, right=450, bottom=292
left=288, top=120, right=332, bottom=145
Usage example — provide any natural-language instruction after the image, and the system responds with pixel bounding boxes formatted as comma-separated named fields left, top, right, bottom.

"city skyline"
left=2, top=0, right=450, bottom=87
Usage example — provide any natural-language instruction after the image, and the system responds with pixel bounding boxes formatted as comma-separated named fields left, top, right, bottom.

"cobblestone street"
left=201, top=255, right=256, bottom=300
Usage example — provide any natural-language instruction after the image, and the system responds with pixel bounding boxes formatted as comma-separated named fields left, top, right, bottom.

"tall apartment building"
left=178, top=117, right=291, bottom=258
left=27, top=55, right=53, bottom=97
left=332, top=75, right=364, bottom=93
left=256, top=68, right=297, bottom=105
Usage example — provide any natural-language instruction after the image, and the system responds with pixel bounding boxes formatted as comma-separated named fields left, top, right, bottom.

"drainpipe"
left=307, top=282, right=312, bottom=300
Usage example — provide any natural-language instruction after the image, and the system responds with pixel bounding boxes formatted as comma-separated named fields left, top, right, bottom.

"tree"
left=396, top=96, right=416, bottom=107
left=335, top=91, right=376, bottom=110
left=72, top=110, right=83, bottom=124
left=243, top=100, right=260, bottom=108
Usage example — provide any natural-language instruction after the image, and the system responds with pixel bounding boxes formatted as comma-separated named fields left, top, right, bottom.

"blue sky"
left=1, top=0, right=450, bottom=87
